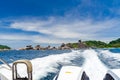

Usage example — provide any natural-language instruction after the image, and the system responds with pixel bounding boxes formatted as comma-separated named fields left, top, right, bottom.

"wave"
left=81, top=49, right=107, bottom=80
left=0, top=50, right=83, bottom=80
left=98, top=50, right=120, bottom=69
left=31, top=50, right=83, bottom=80
left=0, top=49, right=120, bottom=80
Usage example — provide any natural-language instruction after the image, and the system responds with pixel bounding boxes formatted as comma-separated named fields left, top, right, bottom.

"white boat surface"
left=103, top=69, right=120, bottom=80
left=53, top=66, right=89, bottom=80
left=0, top=59, right=32, bottom=80
left=0, top=59, right=12, bottom=80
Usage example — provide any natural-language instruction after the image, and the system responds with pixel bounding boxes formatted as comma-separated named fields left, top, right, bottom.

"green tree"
left=0, top=45, right=11, bottom=49
left=84, top=40, right=107, bottom=48
left=109, top=38, right=120, bottom=47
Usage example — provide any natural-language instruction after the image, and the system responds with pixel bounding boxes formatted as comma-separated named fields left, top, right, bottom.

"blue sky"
left=0, top=0, right=120, bottom=49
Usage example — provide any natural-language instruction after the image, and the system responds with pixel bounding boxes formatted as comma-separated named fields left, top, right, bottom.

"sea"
left=0, top=48, right=120, bottom=80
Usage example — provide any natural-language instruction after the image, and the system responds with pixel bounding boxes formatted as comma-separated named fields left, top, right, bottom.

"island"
left=1, top=38, right=120, bottom=51
left=19, top=38, right=120, bottom=50
left=0, top=44, right=11, bottom=51
left=84, top=38, right=120, bottom=48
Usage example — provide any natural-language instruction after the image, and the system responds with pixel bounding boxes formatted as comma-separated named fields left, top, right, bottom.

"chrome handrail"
left=0, top=58, right=12, bottom=69
left=0, top=58, right=21, bottom=78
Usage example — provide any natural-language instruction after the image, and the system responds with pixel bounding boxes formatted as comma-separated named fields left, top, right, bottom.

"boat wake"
left=98, top=50, right=120, bottom=69
left=0, top=49, right=120, bottom=80
left=82, top=50, right=107, bottom=80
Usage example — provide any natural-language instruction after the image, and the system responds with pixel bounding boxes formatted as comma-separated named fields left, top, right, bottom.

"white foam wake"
left=100, top=50, right=120, bottom=61
left=99, top=50, right=120, bottom=78
left=0, top=50, right=82, bottom=80
left=99, top=50, right=120, bottom=68
left=82, top=49, right=108, bottom=80
left=32, top=50, right=82, bottom=80
left=1, top=49, right=120, bottom=80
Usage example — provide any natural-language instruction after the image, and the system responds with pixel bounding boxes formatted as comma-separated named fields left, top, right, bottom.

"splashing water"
left=0, top=49, right=120, bottom=80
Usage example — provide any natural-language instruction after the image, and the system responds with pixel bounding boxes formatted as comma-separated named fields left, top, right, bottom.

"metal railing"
left=0, top=58, right=12, bottom=69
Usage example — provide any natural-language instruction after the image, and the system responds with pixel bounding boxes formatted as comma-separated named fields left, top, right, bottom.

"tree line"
left=66, top=38, right=120, bottom=48
left=82, top=38, right=120, bottom=48
left=0, top=38, right=120, bottom=49
left=0, top=45, right=11, bottom=49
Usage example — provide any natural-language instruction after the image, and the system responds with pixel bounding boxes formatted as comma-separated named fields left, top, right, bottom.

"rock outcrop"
left=78, top=40, right=89, bottom=49
left=26, top=45, right=33, bottom=50
left=35, top=45, right=41, bottom=50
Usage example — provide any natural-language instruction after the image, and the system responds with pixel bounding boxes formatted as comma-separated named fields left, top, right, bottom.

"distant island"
left=19, top=38, right=120, bottom=50
left=0, top=44, right=11, bottom=51
left=84, top=38, right=120, bottom=48
left=0, top=38, right=120, bottom=51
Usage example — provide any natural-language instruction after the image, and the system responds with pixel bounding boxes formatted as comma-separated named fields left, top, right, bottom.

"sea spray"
left=1, top=49, right=120, bottom=80
left=99, top=50, right=120, bottom=69
left=0, top=50, right=82, bottom=80
left=31, top=50, right=83, bottom=80
left=82, top=49, right=107, bottom=80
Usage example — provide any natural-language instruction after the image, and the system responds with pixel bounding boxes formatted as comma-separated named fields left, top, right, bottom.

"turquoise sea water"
left=0, top=48, right=120, bottom=80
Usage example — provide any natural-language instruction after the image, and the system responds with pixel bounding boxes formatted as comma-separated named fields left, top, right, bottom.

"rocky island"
left=1, top=38, right=120, bottom=51
left=19, top=40, right=89, bottom=50
left=19, top=38, right=120, bottom=50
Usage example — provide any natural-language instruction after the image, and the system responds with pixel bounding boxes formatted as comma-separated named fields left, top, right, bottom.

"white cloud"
left=10, top=17, right=120, bottom=40
left=0, top=34, right=71, bottom=44
left=0, top=34, right=29, bottom=40
left=0, top=16, right=118, bottom=46
left=1, top=0, right=120, bottom=48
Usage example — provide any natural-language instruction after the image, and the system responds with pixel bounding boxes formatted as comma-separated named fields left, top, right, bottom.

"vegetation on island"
left=19, top=38, right=120, bottom=50
left=84, top=41, right=108, bottom=48
left=108, top=38, right=120, bottom=48
left=69, top=38, right=120, bottom=48
left=0, top=44, right=11, bottom=49
left=0, top=38, right=120, bottom=51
